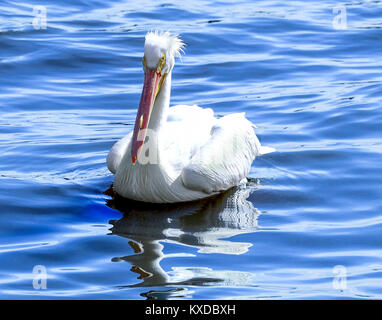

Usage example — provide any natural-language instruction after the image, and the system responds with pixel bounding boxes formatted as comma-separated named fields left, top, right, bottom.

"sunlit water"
left=1, top=0, right=382, bottom=299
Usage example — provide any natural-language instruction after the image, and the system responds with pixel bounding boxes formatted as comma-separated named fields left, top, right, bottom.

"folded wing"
left=181, top=113, right=267, bottom=193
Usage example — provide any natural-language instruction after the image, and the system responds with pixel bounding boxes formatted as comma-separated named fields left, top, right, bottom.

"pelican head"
left=131, top=31, right=185, bottom=165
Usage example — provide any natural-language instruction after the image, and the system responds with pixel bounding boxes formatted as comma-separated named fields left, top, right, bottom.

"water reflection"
left=106, top=186, right=260, bottom=290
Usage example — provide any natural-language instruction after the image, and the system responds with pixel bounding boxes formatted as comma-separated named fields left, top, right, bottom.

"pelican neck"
left=147, top=71, right=172, bottom=132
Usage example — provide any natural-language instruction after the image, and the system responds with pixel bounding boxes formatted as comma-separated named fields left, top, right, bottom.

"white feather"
left=181, top=113, right=261, bottom=193
left=107, top=132, right=132, bottom=174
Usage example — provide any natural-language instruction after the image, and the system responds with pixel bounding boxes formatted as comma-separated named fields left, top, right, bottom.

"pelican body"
left=107, top=31, right=274, bottom=203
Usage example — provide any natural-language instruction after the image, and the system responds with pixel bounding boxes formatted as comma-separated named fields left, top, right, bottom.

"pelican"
left=107, top=31, right=274, bottom=203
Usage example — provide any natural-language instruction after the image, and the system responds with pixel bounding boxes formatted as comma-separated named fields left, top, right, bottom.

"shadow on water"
left=105, top=186, right=260, bottom=298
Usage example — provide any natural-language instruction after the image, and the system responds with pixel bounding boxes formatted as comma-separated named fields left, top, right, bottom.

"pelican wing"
left=181, top=113, right=265, bottom=193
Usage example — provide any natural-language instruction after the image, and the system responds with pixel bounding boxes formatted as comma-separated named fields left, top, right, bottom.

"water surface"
left=1, top=0, right=382, bottom=299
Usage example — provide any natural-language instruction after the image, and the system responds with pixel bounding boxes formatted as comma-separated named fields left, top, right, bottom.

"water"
left=1, top=0, right=382, bottom=299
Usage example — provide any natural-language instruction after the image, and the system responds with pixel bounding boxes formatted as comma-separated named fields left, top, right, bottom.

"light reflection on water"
left=108, top=187, right=259, bottom=289
left=1, top=0, right=382, bottom=299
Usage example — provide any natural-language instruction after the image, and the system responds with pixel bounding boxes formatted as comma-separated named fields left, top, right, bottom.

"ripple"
left=1, top=0, right=382, bottom=299
left=0, top=241, right=59, bottom=253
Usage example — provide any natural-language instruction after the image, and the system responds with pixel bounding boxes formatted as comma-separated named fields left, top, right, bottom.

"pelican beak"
left=131, top=56, right=166, bottom=165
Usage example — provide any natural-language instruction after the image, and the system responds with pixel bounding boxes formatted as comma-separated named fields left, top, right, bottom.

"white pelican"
left=107, top=31, right=274, bottom=203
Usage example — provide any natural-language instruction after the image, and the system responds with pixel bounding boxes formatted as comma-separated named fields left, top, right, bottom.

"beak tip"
left=132, top=155, right=137, bottom=165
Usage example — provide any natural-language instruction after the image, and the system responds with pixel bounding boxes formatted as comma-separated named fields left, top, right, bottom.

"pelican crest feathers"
left=145, top=31, right=185, bottom=59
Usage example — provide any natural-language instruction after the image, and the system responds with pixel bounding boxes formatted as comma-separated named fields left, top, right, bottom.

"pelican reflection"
left=106, top=186, right=260, bottom=288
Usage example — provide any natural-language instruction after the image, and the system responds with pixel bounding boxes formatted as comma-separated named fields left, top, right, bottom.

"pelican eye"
left=157, top=53, right=166, bottom=73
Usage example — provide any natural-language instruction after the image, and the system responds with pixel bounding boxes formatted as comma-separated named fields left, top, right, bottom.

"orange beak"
left=131, top=68, right=162, bottom=165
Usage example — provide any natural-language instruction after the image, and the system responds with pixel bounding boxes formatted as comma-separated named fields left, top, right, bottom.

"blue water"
left=1, top=0, right=382, bottom=299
